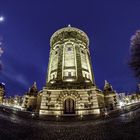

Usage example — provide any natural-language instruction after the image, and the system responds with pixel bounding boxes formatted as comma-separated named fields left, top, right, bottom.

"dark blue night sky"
left=0, top=0, right=140, bottom=96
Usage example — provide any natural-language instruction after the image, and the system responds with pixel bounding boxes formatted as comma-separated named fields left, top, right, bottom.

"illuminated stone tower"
left=47, top=25, right=95, bottom=89
left=40, top=26, right=101, bottom=117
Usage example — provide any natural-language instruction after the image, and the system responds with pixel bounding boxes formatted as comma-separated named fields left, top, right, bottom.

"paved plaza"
left=0, top=107, right=140, bottom=140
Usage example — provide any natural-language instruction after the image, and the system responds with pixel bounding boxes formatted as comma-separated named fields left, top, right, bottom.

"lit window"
left=67, top=47, right=72, bottom=51
left=68, top=72, right=71, bottom=77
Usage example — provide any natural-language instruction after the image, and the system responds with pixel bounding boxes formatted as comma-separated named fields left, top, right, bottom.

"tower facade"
left=47, top=25, right=95, bottom=89
left=39, top=26, right=101, bottom=117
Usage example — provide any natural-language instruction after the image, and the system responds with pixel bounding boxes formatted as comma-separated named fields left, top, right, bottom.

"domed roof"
left=50, top=25, right=89, bottom=47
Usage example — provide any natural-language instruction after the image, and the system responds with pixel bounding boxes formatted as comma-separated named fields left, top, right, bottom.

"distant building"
left=3, top=96, right=13, bottom=106
left=0, top=82, right=5, bottom=104
left=103, top=80, right=119, bottom=110
left=13, top=95, right=23, bottom=108
left=22, top=82, right=38, bottom=111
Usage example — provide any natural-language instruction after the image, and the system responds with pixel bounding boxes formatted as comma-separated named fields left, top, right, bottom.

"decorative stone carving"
left=50, top=26, right=89, bottom=47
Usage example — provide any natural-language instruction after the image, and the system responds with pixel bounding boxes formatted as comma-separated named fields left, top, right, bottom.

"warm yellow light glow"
left=65, top=79, right=74, bottom=82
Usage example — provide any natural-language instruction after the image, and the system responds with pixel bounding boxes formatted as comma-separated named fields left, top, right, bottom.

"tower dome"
left=50, top=25, right=89, bottom=48
left=47, top=25, right=95, bottom=89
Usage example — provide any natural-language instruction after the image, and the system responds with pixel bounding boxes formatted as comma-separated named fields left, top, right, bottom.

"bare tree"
left=129, top=30, right=140, bottom=79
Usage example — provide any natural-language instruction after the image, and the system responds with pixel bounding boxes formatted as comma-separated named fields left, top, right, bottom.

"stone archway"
left=64, top=98, right=75, bottom=114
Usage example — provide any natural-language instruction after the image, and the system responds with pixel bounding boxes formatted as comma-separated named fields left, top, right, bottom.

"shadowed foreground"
left=0, top=107, right=140, bottom=140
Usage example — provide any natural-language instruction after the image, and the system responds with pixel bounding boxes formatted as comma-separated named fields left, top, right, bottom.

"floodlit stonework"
left=103, top=80, right=119, bottom=110
left=39, top=25, right=103, bottom=116
left=22, top=82, right=38, bottom=111
left=0, top=83, right=5, bottom=104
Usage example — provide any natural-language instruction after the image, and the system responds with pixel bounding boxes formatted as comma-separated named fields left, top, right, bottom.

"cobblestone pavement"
left=0, top=107, right=140, bottom=140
